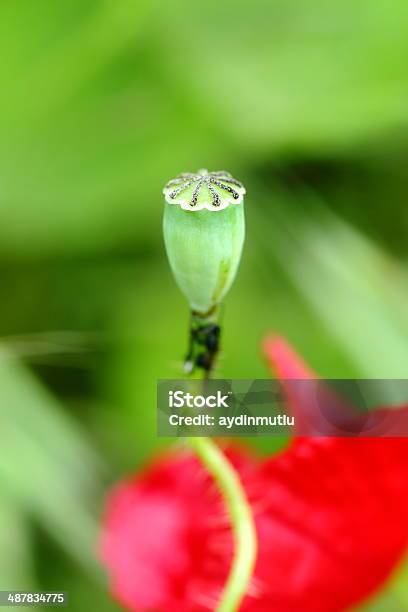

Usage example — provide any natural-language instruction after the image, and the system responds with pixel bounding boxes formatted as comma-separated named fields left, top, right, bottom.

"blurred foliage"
left=1, top=0, right=408, bottom=609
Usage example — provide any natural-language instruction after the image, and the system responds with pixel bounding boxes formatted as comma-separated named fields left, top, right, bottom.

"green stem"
left=184, top=310, right=257, bottom=610
left=188, top=436, right=257, bottom=612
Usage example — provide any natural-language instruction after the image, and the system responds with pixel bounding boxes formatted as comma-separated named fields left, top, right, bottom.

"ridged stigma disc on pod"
left=163, top=169, right=246, bottom=315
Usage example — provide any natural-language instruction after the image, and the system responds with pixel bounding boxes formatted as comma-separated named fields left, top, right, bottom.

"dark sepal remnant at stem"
left=184, top=313, right=221, bottom=376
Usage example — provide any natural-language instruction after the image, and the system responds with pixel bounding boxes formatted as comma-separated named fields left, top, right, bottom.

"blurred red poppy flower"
left=100, top=337, right=408, bottom=611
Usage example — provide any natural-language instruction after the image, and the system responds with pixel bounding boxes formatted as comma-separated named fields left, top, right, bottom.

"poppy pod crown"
left=162, top=169, right=246, bottom=315
left=163, top=169, right=246, bottom=211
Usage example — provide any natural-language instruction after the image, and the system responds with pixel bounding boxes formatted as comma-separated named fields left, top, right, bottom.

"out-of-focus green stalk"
left=185, top=373, right=257, bottom=611
left=188, top=435, right=257, bottom=611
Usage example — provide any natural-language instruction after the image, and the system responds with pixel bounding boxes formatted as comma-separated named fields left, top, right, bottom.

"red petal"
left=100, top=439, right=408, bottom=611
left=262, top=335, right=316, bottom=380
left=263, top=336, right=374, bottom=436
left=247, top=437, right=408, bottom=611
left=257, top=335, right=408, bottom=609
left=100, top=447, right=257, bottom=612
left=100, top=338, right=408, bottom=611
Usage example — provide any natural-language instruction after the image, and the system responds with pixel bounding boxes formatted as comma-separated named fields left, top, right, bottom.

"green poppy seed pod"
left=163, top=169, right=246, bottom=316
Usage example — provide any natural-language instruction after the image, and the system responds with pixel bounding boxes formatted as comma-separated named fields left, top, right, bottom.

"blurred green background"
left=1, top=0, right=408, bottom=609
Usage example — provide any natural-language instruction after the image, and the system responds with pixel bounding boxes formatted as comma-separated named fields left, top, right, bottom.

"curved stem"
left=188, top=436, right=257, bottom=612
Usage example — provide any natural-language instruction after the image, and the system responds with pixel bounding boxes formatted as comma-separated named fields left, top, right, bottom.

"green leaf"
left=0, top=352, right=103, bottom=576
